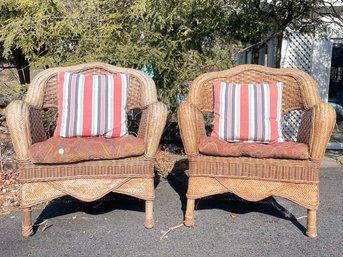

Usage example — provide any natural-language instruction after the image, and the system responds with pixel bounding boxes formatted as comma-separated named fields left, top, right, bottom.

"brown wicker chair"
left=178, top=64, right=336, bottom=238
left=6, top=62, right=167, bottom=237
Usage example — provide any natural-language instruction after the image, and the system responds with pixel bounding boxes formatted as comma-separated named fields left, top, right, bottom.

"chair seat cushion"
left=199, top=136, right=309, bottom=160
left=29, top=135, right=145, bottom=164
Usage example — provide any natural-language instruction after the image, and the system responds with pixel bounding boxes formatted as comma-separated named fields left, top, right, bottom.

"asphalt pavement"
left=0, top=160, right=342, bottom=257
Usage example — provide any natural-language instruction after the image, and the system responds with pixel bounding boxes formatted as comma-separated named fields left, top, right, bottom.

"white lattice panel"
left=281, top=31, right=314, bottom=73
left=281, top=110, right=304, bottom=141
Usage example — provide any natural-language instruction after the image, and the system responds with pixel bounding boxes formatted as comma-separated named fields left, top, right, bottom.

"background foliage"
left=1, top=0, right=342, bottom=111
left=0, top=0, right=237, bottom=112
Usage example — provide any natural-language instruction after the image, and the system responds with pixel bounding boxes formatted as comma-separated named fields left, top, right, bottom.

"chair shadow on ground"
left=167, top=158, right=307, bottom=235
left=32, top=175, right=161, bottom=234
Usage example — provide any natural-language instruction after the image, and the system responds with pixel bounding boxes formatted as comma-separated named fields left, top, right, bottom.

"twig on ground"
left=296, top=215, right=307, bottom=220
left=34, top=219, right=49, bottom=231
left=41, top=221, right=50, bottom=232
left=160, top=223, right=184, bottom=240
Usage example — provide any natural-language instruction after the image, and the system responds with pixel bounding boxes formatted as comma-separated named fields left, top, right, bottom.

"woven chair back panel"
left=42, top=67, right=142, bottom=110
left=197, top=72, right=304, bottom=115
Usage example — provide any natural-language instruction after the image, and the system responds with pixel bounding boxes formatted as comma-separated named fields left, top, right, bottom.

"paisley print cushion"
left=199, top=136, right=309, bottom=160
left=30, top=135, right=145, bottom=164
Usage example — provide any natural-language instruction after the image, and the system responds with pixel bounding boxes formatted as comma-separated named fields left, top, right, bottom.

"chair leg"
left=144, top=200, right=154, bottom=229
left=22, top=207, right=33, bottom=237
left=184, top=199, right=195, bottom=227
left=306, top=209, right=317, bottom=238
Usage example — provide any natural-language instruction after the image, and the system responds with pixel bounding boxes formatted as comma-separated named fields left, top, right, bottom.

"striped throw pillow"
left=54, top=72, right=129, bottom=138
left=212, top=81, right=283, bottom=143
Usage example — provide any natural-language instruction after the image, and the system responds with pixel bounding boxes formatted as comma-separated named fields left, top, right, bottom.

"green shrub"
left=0, top=0, right=238, bottom=112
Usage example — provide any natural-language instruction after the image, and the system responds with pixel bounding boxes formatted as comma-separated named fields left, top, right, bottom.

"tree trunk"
left=275, top=34, right=283, bottom=68
left=12, top=48, right=30, bottom=84
left=252, top=49, right=260, bottom=64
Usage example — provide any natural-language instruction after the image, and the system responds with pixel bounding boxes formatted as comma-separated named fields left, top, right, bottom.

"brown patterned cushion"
left=199, top=136, right=309, bottom=160
left=29, top=135, right=145, bottom=164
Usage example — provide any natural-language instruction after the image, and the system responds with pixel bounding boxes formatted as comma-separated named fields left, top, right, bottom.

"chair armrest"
left=177, top=102, right=201, bottom=155
left=143, top=101, right=168, bottom=158
left=6, top=100, right=46, bottom=161
left=297, top=102, right=336, bottom=161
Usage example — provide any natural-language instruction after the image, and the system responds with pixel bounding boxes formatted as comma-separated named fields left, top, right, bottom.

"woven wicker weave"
left=178, top=64, right=336, bottom=238
left=6, top=62, right=167, bottom=237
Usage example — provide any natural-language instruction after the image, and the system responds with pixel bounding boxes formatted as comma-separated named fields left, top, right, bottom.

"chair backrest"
left=187, top=64, right=321, bottom=141
left=25, top=62, right=157, bottom=111
left=187, top=64, right=321, bottom=116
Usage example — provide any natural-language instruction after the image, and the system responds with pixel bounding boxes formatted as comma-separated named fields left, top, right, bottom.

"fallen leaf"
left=229, top=213, right=237, bottom=219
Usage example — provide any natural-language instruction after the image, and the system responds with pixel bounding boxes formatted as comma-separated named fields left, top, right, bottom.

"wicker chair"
left=6, top=62, right=167, bottom=237
left=178, top=64, right=336, bottom=238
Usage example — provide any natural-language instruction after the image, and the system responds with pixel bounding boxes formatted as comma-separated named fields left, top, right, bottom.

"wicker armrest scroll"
left=298, top=102, right=336, bottom=161
left=143, top=101, right=168, bottom=158
left=308, top=103, right=335, bottom=161
left=6, top=100, right=46, bottom=161
left=177, top=102, right=201, bottom=155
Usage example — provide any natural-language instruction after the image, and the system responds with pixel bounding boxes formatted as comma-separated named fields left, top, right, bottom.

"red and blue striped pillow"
left=212, top=81, right=283, bottom=143
left=54, top=72, right=129, bottom=138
